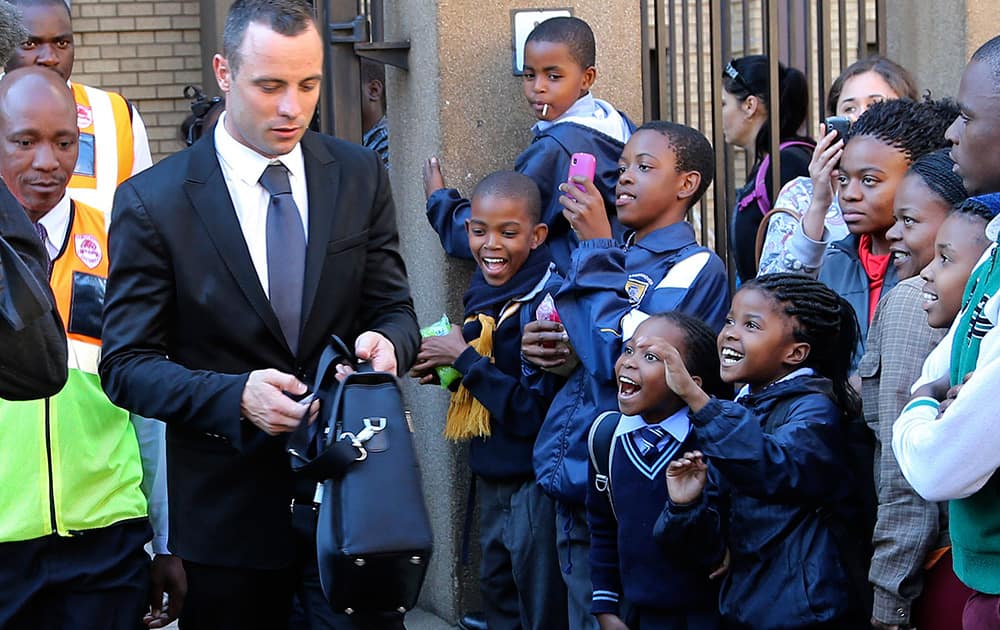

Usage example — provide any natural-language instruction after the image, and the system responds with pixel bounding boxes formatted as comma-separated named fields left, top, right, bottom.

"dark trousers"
left=555, top=501, right=599, bottom=630
left=477, top=478, right=566, bottom=630
left=963, top=591, right=1000, bottom=630
left=0, top=519, right=151, bottom=630
left=628, top=607, right=721, bottom=630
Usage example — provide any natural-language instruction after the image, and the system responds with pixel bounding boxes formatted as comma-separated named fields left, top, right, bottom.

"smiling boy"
left=526, top=121, right=728, bottom=628
left=413, top=171, right=567, bottom=630
left=423, top=16, right=634, bottom=274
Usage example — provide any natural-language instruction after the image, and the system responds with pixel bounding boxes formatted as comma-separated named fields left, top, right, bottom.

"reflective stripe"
left=69, top=83, right=135, bottom=220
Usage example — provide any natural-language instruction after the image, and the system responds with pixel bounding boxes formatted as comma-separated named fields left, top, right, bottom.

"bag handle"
left=287, top=335, right=365, bottom=480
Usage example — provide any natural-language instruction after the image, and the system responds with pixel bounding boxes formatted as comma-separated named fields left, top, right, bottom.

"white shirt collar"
left=613, top=406, right=692, bottom=444
left=37, top=194, right=73, bottom=258
left=214, top=112, right=306, bottom=189
left=735, top=367, right=816, bottom=401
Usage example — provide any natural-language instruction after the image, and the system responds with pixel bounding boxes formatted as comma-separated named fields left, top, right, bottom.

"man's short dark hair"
left=635, top=120, right=715, bottom=208
left=472, top=171, right=543, bottom=225
left=223, top=0, right=315, bottom=74
left=525, top=16, right=595, bottom=69
left=0, top=1, right=26, bottom=67
left=971, top=34, right=1000, bottom=89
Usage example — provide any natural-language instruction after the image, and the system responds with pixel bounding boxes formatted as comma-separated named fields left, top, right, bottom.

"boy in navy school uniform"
left=422, top=16, right=635, bottom=274
left=412, top=171, right=567, bottom=630
left=523, top=121, right=730, bottom=629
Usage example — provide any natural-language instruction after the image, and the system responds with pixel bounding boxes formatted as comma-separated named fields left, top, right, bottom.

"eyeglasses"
left=724, top=60, right=755, bottom=95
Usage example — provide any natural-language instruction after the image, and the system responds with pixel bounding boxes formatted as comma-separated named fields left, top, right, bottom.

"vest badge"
left=75, top=233, right=102, bottom=269
left=76, top=103, right=93, bottom=129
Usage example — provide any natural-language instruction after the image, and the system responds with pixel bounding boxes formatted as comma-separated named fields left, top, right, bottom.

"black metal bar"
left=804, top=0, right=815, bottom=133
left=817, top=0, right=831, bottom=119
left=741, top=0, right=749, bottom=55
left=877, top=0, right=887, bottom=56
left=766, top=0, right=782, bottom=209
left=668, top=0, right=677, bottom=122
left=657, top=0, right=670, bottom=122
left=711, top=0, right=731, bottom=279
left=837, top=0, right=847, bottom=72
left=640, top=0, right=653, bottom=122
left=857, top=0, right=867, bottom=58
left=681, top=0, right=691, bottom=126
left=319, top=0, right=364, bottom=142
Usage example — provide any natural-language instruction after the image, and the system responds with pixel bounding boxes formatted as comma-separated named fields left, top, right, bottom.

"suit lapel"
left=300, top=132, right=339, bottom=332
left=182, top=135, right=288, bottom=348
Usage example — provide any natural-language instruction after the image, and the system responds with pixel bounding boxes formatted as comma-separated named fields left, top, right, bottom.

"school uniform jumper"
left=451, top=249, right=567, bottom=630
left=587, top=410, right=720, bottom=629
left=425, top=93, right=634, bottom=274
left=655, top=373, right=865, bottom=629
left=531, top=222, right=729, bottom=628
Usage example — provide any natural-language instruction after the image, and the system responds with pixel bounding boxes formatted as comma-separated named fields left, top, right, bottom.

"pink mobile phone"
left=567, top=152, right=597, bottom=193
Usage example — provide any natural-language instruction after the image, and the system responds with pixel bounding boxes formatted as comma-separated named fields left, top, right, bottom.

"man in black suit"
left=0, top=0, right=67, bottom=399
left=99, top=1, right=419, bottom=628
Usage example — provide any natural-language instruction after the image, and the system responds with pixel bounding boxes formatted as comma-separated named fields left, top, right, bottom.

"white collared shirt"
left=36, top=194, right=73, bottom=260
left=214, top=112, right=309, bottom=297
left=613, top=406, right=692, bottom=445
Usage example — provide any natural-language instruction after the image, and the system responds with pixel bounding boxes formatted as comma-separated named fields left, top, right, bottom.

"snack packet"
left=419, top=314, right=462, bottom=390
left=535, top=293, right=561, bottom=348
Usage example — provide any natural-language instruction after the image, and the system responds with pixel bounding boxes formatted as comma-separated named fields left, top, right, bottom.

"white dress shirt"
left=36, top=194, right=72, bottom=260
left=214, top=112, right=309, bottom=297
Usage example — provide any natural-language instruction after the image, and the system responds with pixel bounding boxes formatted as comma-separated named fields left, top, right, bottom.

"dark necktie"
left=635, top=425, right=670, bottom=464
left=34, top=221, right=52, bottom=278
left=260, top=162, right=305, bottom=354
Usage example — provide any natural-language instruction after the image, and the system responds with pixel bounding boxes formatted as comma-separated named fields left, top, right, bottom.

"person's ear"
left=530, top=222, right=549, bottom=248
left=676, top=171, right=702, bottom=202
left=743, top=94, right=760, bottom=118
left=580, top=66, right=597, bottom=93
left=784, top=341, right=811, bottom=367
left=691, top=374, right=703, bottom=389
left=213, top=54, right=232, bottom=93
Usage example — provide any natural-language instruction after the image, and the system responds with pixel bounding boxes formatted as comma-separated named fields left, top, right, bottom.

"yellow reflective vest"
left=0, top=201, right=146, bottom=542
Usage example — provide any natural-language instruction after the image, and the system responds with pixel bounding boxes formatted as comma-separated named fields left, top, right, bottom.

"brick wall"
left=69, top=0, right=204, bottom=161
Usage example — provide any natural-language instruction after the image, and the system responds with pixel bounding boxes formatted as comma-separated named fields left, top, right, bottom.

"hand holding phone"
left=824, top=116, right=851, bottom=143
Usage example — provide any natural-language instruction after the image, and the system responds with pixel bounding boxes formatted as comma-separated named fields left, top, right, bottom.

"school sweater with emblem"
left=586, top=411, right=719, bottom=616
left=532, top=221, right=730, bottom=505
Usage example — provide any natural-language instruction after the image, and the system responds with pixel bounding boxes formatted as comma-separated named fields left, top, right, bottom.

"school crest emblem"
left=625, top=274, right=653, bottom=305
left=75, top=233, right=102, bottom=269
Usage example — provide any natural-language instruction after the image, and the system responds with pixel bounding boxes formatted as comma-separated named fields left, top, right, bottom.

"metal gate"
left=640, top=0, right=884, bottom=269
left=314, top=0, right=409, bottom=142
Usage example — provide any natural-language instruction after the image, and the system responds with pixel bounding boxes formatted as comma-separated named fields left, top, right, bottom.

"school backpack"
left=736, top=140, right=815, bottom=217
left=587, top=411, right=623, bottom=517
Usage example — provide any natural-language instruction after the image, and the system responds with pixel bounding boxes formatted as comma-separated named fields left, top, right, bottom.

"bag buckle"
left=338, top=418, right=387, bottom=462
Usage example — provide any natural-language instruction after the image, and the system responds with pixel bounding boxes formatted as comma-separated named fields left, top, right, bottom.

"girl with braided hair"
left=651, top=273, right=868, bottom=628
left=765, top=98, right=960, bottom=358
left=860, top=148, right=970, bottom=630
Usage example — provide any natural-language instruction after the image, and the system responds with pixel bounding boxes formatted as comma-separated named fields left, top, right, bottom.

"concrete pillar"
left=382, top=1, right=642, bottom=622
left=884, top=0, right=997, bottom=99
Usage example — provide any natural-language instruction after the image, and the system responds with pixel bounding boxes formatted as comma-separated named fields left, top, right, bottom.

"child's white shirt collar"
left=735, top=367, right=815, bottom=402
left=614, top=406, right=691, bottom=444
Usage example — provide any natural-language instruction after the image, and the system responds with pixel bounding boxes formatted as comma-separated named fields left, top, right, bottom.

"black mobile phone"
left=824, top=116, right=851, bottom=143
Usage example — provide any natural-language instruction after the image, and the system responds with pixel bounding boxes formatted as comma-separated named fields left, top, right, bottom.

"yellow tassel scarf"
left=444, top=313, right=496, bottom=440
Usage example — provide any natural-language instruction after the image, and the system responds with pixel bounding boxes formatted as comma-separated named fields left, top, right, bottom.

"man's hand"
left=411, top=326, right=467, bottom=384
left=241, top=369, right=310, bottom=435
left=938, top=370, right=974, bottom=418
left=559, top=177, right=612, bottom=241
left=144, top=554, right=186, bottom=628
left=423, top=157, right=446, bottom=199
left=355, top=331, right=397, bottom=374
left=666, top=450, right=708, bottom=505
left=521, top=319, right=572, bottom=368
left=911, top=373, right=950, bottom=402
left=596, top=613, right=630, bottom=630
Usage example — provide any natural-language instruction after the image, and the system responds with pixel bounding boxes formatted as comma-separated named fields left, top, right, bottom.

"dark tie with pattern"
left=636, top=425, right=670, bottom=464
left=259, top=162, right=305, bottom=354
left=34, top=221, right=52, bottom=278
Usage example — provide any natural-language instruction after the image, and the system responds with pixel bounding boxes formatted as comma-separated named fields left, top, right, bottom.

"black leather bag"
left=288, top=336, right=433, bottom=615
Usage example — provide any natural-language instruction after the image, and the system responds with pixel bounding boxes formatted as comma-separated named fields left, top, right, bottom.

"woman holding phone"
left=757, top=56, right=918, bottom=276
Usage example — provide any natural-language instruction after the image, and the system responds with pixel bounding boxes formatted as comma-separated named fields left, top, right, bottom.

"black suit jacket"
left=0, top=181, right=68, bottom=399
left=100, top=130, right=419, bottom=569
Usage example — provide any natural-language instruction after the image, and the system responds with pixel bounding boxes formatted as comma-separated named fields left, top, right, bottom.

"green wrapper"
left=419, top=314, right=462, bottom=390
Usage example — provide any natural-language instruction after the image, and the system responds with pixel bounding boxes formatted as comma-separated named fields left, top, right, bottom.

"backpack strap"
left=587, top=411, right=622, bottom=517
left=754, top=206, right=802, bottom=270
left=737, top=140, right=815, bottom=216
